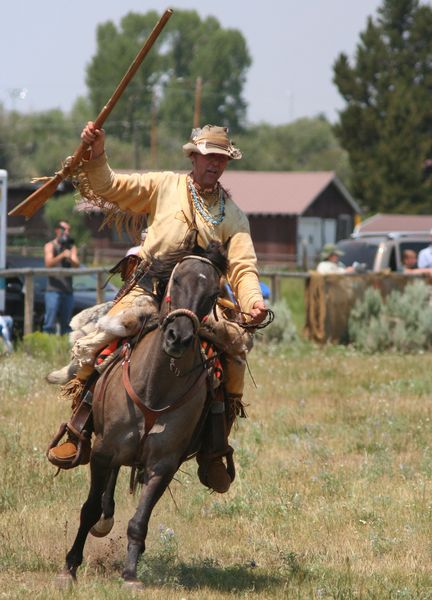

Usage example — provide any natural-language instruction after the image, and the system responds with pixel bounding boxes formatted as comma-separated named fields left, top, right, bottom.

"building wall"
left=249, top=215, right=297, bottom=264
left=303, top=183, right=355, bottom=219
left=7, top=187, right=50, bottom=241
left=303, top=183, right=355, bottom=240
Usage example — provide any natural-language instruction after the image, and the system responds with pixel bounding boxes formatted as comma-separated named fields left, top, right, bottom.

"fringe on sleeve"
left=70, top=159, right=146, bottom=244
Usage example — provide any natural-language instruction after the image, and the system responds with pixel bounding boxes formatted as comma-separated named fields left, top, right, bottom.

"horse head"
left=157, top=241, right=228, bottom=358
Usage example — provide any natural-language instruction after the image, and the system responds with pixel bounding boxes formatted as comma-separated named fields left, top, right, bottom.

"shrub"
left=348, top=280, right=432, bottom=353
left=256, top=299, right=298, bottom=346
left=18, top=332, right=70, bottom=364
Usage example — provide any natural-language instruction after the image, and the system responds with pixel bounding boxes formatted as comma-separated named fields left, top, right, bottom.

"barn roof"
left=220, top=170, right=360, bottom=215
left=356, top=213, right=432, bottom=234
left=77, top=169, right=360, bottom=216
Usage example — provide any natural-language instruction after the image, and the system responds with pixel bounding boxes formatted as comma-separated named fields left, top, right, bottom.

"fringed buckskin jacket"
left=80, top=154, right=263, bottom=313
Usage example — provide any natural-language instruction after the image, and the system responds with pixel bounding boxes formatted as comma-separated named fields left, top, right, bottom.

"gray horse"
left=57, top=242, right=228, bottom=589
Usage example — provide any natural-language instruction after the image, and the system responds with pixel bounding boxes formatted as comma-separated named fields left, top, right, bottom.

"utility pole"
left=193, top=77, right=202, bottom=128
left=0, top=170, right=7, bottom=312
left=150, top=92, right=158, bottom=168
left=133, top=121, right=141, bottom=170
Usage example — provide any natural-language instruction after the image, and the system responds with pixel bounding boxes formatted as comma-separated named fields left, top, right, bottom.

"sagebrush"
left=348, top=280, right=432, bottom=352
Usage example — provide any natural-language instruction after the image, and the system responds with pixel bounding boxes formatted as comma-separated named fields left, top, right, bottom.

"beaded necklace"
left=188, top=177, right=225, bottom=226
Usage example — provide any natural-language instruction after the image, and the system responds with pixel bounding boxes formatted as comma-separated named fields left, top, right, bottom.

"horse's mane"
left=146, top=240, right=228, bottom=294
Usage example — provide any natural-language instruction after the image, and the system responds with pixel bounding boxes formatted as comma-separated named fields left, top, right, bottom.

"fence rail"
left=260, top=271, right=309, bottom=302
left=0, top=267, right=309, bottom=336
left=0, top=267, right=110, bottom=336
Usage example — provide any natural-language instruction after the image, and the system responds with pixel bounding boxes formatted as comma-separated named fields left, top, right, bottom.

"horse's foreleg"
left=63, top=454, right=112, bottom=580
left=90, top=465, right=120, bottom=538
left=122, top=469, right=174, bottom=583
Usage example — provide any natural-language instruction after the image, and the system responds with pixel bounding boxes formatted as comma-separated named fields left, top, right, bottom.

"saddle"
left=47, top=333, right=238, bottom=478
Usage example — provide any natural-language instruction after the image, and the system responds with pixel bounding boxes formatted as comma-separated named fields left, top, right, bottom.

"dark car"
left=4, top=255, right=118, bottom=337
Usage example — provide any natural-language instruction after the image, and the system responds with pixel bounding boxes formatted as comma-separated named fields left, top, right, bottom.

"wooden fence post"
left=269, top=274, right=281, bottom=303
left=24, top=273, right=34, bottom=336
left=96, top=272, right=105, bottom=305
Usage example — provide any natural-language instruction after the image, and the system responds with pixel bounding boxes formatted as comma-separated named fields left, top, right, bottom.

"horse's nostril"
left=166, top=328, right=177, bottom=343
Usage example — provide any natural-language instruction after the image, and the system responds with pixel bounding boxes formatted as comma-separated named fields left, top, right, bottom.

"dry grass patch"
left=2, top=339, right=432, bottom=597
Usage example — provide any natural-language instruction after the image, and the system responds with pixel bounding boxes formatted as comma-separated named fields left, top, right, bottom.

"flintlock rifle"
left=9, top=8, right=173, bottom=219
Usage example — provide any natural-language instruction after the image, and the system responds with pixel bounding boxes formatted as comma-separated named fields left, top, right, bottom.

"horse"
left=57, top=241, right=229, bottom=589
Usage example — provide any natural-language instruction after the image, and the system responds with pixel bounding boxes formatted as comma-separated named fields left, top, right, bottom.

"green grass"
left=2, top=339, right=432, bottom=598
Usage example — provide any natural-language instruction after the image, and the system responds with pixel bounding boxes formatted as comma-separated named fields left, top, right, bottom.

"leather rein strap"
left=121, top=343, right=208, bottom=437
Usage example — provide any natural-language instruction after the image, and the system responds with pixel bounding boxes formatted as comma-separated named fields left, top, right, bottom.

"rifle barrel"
left=9, top=8, right=174, bottom=219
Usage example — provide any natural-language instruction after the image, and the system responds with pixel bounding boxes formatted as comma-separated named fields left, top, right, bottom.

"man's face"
left=404, top=252, right=417, bottom=268
left=190, top=152, right=229, bottom=189
left=55, top=226, right=66, bottom=240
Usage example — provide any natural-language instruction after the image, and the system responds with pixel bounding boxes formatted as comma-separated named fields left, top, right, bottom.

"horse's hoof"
left=122, top=579, right=144, bottom=591
left=90, top=516, right=115, bottom=538
left=54, top=571, right=76, bottom=589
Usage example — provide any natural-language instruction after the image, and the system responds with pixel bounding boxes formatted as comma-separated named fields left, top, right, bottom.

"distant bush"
left=348, top=280, right=432, bottom=353
left=256, top=300, right=298, bottom=346
left=18, top=332, right=70, bottom=364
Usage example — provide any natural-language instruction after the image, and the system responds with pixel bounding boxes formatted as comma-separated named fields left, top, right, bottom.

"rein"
left=217, top=297, right=275, bottom=330
left=121, top=342, right=208, bottom=437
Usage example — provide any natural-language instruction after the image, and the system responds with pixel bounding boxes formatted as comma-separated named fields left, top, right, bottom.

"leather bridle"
left=159, top=255, right=222, bottom=334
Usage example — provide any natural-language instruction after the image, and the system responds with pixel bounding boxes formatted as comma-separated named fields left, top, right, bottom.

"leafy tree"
left=85, top=10, right=251, bottom=153
left=333, top=0, right=432, bottom=213
left=158, top=11, right=251, bottom=137
left=44, top=192, right=90, bottom=247
left=233, top=117, right=350, bottom=181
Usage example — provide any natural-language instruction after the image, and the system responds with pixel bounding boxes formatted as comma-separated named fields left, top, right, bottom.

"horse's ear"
left=204, top=240, right=229, bottom=275
left=183, top=228, right=198, bottom=252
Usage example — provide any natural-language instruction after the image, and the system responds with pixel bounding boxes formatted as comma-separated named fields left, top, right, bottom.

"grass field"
left=1, top=335, right=432, bottom=599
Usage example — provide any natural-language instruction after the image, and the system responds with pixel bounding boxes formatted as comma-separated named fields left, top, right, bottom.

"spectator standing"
left=43, top=221, right=80, bottom=334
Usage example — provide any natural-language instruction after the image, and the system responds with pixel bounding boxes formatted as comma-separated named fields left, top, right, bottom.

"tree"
left=85, top=10, right=251, bottom=159
left=333, top=0, right=432, bottom=213
left=232, top=117, right=350, bottom=181
left=158, top=11, right=251, bottom=137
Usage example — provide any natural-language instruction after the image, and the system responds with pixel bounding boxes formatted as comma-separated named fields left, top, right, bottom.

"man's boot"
left=47, top=365, right=95, bottom=469
left=197, top=392, right=244, bottom=493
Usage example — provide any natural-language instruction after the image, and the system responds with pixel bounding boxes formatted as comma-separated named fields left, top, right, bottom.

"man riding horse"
left=48, top=122, right=268, bottom=493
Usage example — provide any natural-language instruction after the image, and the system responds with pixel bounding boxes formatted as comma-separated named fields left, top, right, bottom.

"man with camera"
left=43, top=220, right=80, bottom=334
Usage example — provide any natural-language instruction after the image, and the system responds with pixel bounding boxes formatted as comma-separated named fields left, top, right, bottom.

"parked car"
left=4, top=255, right=118, bottom=337
left=335, top=231, right=432, bottom=272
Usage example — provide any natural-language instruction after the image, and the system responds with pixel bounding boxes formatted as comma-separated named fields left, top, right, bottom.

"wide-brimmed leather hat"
left=182, top=125, right=242, bottom=160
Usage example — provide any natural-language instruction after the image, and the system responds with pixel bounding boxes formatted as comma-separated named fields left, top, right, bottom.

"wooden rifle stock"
left=9, top=8, right=173, bottom=219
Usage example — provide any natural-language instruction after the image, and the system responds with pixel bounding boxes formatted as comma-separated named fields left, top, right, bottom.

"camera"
left=58, top=234, right=74, bottom=251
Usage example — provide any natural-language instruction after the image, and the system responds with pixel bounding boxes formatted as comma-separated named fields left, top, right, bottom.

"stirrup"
left=46, top=422, right=91, bottom=470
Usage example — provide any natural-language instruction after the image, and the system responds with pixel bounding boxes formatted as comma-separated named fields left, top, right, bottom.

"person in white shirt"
left=316, top=243, right=354, bottom=274
left=417, top=239, right=432, bottom=269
